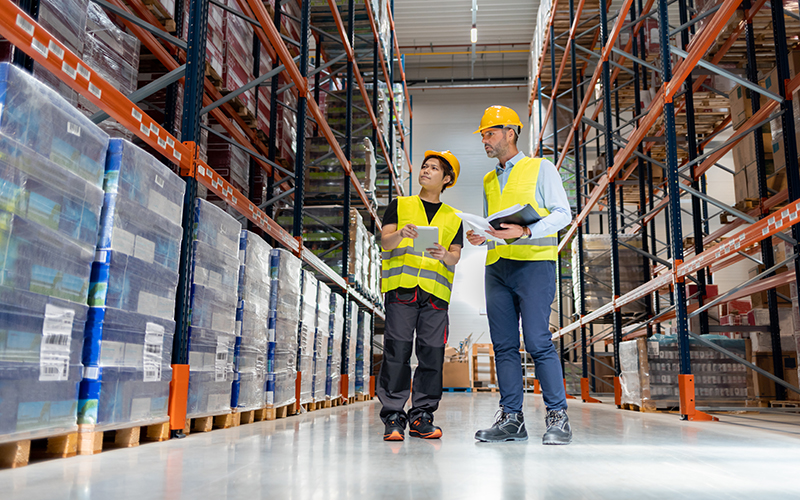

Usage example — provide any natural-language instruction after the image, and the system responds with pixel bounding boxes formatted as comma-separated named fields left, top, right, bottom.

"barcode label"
left=132, top=108, right=143, bottom=121
left=143, top=323, right=164, bottom=382
left=155, top=175, right=165, bottom=188
left=166, top=137, right=175, bottom=147
left=48, top=41, right=64, bottom=60
left=150, top=123, right=159, bottom=134
left=172, top=150, right=181, bottom=161
left=67, top=122, right=81, bottom=137
left=62, top=61, right=77, bottom=79
left=16, top=14, right=34, bottom=35
left=40, top=304, right=74, bottom=381
left=88, top=83, right=101, bottom=99
left=157, top=137, right=166, bottom=148
left=76, top=64, right=90, bottom=80
left=140, top=123, right=150, bottom=136
left=31, top=38, right=48, bottom=57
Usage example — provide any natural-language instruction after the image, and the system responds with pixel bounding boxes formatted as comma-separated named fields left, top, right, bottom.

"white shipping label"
left=99, top=340, right=126, bottom=367
left=112, top=226, right=136, bottom=256
left=88, top=83, right=101, bottom=99
left=48, top=41, right=64, bottom=60
left=215, top=337, right=229, bottom=382
left=67, top=122, right=81, bottom=137
left=62, top=61, right=77, bottom=80
left=31, top=38, right=48, bottom=58
left=76, top=63, right=90, bottom=80
left=148, top=190, right=181, bottom=222
left=40, top=304, right=74, bottom=381
left=134, top=235, right=156, bottom=264
left=16, top=14, right=34, bottom=35
left=143, top=322, right=164, bottom=382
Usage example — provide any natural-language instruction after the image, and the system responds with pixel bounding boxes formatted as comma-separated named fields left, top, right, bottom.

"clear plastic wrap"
left=298, top=270, right=318, bottom=404
left=0, top=287, right=87, bottom=443
left=346, top=300, right=358, bottom=397
left=326, top=293, right=345, bottom=399
left=267, top=248, right=301, bottom=407
left=619, top=339, right=645, bottom=407
left=78, top=140, right=183, bottom=429
left=233, top=230, right=272, bottom=411
left=305, top=137, right=377, bottom=197
left=221, top=0, right=256, bottom=116
left=313, top=282, right=331, bottom=402
left=355, top=309, right=372, bottom=395
left=186, top=200, right=241, bottom=418
left=0, top=63, right=109, bottom=189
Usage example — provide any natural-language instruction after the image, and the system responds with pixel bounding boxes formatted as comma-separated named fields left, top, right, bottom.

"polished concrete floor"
left=2, top=393, right=800, bottom=499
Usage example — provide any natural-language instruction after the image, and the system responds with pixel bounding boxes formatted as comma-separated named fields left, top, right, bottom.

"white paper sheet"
left=455, top=212, right=506, bottom=244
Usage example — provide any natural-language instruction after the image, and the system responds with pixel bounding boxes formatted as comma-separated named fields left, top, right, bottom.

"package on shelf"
left=355, top=309, right=372, bottom=395
left=619, top=338, right=649, bottom=408
left=274, top=205, right=355, bottom=276
left=186, top=200, right=241, bottom=417
left=275, top=77, right=298, bottom=161
left=312, top=282, right=331, bottom=402
left=572, top=234, right=646, bottom=315
left=305, top=137, right=377, bottom=197
left=77, top=3, right=141, bottom=140
left=760, top=56, right=800, bottom=188
left=185, top=0, right=224, bottom=81
left=0, top=63, right=109, bottom=190
left=0, top=288, right=87, bottom=442
left=222, top=0, right=256, bottom=116
left=326, top=293, right=345, bottom=399
left=0, top=0, right=90, bottom=106
left=297, top=270, right=318, bottom=404
left=256, top=44, right=273, bottom=136
left=233, top=230, right=272, bottom=411
left=78, top=139, right=183, bottom=428
left=345, top=299, right=358, bottom=397
left=206, top=128, right=251, bottom=206
left=267, top=248, right=301, bottom=407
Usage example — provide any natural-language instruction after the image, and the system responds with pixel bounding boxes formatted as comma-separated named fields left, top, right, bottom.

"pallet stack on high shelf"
left=0, top=0, right=413, bottom=467
left=529, top=0, right=800, bottom=415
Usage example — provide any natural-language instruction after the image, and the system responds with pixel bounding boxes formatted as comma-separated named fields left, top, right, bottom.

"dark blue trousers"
left=485, top=258, right=567, bottom=413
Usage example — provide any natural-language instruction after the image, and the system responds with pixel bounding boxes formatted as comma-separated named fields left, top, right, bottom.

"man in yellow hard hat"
left=378, top=150, right=464, bottom=441
left=467, top=105, right=573, bottom=445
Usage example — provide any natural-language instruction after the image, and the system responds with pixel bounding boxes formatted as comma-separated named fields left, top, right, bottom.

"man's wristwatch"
left=522, top=226, right=531, bottom=238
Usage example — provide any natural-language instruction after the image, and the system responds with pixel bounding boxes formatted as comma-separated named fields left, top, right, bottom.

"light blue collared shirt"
left=483, top=152, right=572, bottom=239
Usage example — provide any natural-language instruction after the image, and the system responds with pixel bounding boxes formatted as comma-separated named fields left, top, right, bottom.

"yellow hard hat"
left=423, top=150, right=460, bottom=187
left=474, top=105, right=524, bottom=134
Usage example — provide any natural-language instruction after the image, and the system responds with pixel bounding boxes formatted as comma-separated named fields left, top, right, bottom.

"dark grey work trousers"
left=377, top=287, right=448, bottom=423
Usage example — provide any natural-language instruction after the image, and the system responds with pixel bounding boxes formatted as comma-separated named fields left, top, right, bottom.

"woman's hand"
left=425, top=242, right=447, bottom=260
left=466, top=229, right=486, bottom=246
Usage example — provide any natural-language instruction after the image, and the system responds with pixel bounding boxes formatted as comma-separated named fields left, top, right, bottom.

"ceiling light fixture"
left=471, top=24, right=478, bottom=43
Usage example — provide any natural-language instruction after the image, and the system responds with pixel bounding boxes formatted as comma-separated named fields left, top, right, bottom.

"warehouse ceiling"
left=393, top=0, right=537, bottom=88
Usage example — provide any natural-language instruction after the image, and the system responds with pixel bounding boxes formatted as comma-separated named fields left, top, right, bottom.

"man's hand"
left=466, top=229, right=486, bottom=246
left=425, top=242, right=447, bottom=260
left=486, top=223, right=526, bottom=240
left=399, top=224, right=418, bottom=239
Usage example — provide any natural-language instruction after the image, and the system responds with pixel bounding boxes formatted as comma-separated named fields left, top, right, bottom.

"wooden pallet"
left=77, top=420, right=170, bottom=456
left=770, top=400, right=800, bottom=408
left=355, top=393, right=372, bottom=402
left=265, top=403, right=294, bottom=421
left=619, top=402, right=658, bottom=413
left=142, top=0, right=177, bottom=32
left=205, top=62, right=223, bottom=89
left=183, top=412, right=240, bottom=436
left=238, top=407, right=269, bottom=425
left=473, top=386, right=498, bottom=393
left=219, top=90, right=258, bottom=128
left=0, top=431, right=79, bottom=468
left=347, top=396, right=356, bottom=405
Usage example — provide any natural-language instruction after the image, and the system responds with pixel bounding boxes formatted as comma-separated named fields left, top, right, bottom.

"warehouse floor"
left=2, top=394, right=800, bottom=500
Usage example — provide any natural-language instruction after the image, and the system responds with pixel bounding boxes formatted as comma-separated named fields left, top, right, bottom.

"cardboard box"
left=720, top=298, right=752, bottom=316
left=748, top=265, right=792, bottom=308
left=749, top=350, right=799, bottom=400
left=734, top=168, right=749, bottom=203
left=745, top=163, right=761, bottom=200
left=442, top=361, right=471, bottom=388
left=730, top=85, right=753, bottom=130
left=732, top=132, right=773, bottom=173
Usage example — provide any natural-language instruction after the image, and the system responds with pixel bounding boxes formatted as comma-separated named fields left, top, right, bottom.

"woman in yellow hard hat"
left=378, top=150, right=463, bottom=441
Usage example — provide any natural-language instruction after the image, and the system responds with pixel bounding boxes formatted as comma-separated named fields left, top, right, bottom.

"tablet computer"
left=412, top=226, right=439, bottom=253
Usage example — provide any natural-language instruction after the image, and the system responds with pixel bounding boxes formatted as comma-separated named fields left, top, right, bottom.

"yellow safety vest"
left=484, top=156, right=559, bottom=265
left=381, top=196, right=461, bottom=303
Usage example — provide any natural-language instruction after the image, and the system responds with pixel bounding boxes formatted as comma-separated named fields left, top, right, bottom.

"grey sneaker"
left=475, top=409, right=528, bottom=442
left=542, top=409, right=572, bottom=445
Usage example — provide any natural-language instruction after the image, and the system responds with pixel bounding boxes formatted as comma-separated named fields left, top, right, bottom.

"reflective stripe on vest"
left=381, top=195, right=461, bottom=302
left=484, top=156, right=559, bottom=265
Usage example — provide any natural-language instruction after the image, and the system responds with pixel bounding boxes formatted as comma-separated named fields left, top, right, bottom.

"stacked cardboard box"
left=312, top=283, right=331, bottom=402
left=326, top=293, right=345, bottom=399
left=234, top=231, right=273, bottom=411
left=266, top=249, right=300, bottom=408
left=185, top=200, right=241, bottom=418
left=0, top=64, right=107, bottom=441
left=222, top=0, right=256, bottom=117
left=305, top=137, right=377, bottom=199
left=298, top=270, right=318, bottom=405
left=78, top=139, right=184, bottom=428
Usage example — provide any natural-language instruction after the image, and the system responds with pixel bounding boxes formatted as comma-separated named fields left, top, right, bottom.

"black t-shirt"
left=382, top=198, right=464, bottom=247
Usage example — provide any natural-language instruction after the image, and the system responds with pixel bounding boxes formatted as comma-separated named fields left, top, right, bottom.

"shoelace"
left=546, top=411, right=565, bottom=428
left=493, top=408, right=511, bottom=426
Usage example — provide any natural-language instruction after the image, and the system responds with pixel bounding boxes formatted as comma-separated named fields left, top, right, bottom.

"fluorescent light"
left=471, top=25, right=477, bottom=43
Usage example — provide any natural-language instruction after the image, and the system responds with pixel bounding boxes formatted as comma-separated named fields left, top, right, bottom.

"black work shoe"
left=474, top=409, right=528, bottom=442
left=542, top=409, right=572, bottom=445
left=409, top=412, right=442, bottom=439
left=383, top=413, right=407, bottom=441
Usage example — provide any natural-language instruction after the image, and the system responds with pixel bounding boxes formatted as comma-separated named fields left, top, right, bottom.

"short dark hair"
left=423, top=155, right=456, bottom=193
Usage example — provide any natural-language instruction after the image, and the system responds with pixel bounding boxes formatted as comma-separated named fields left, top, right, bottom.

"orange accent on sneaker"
left=384, top=430, right=404, bottom=441
left=409, top=428, right=442, bottom=439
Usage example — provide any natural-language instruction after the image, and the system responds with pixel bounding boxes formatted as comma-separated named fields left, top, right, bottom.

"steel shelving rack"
left=530, top=0, right=800, bottom=418
left=0, top=0, right=413, bottom=431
